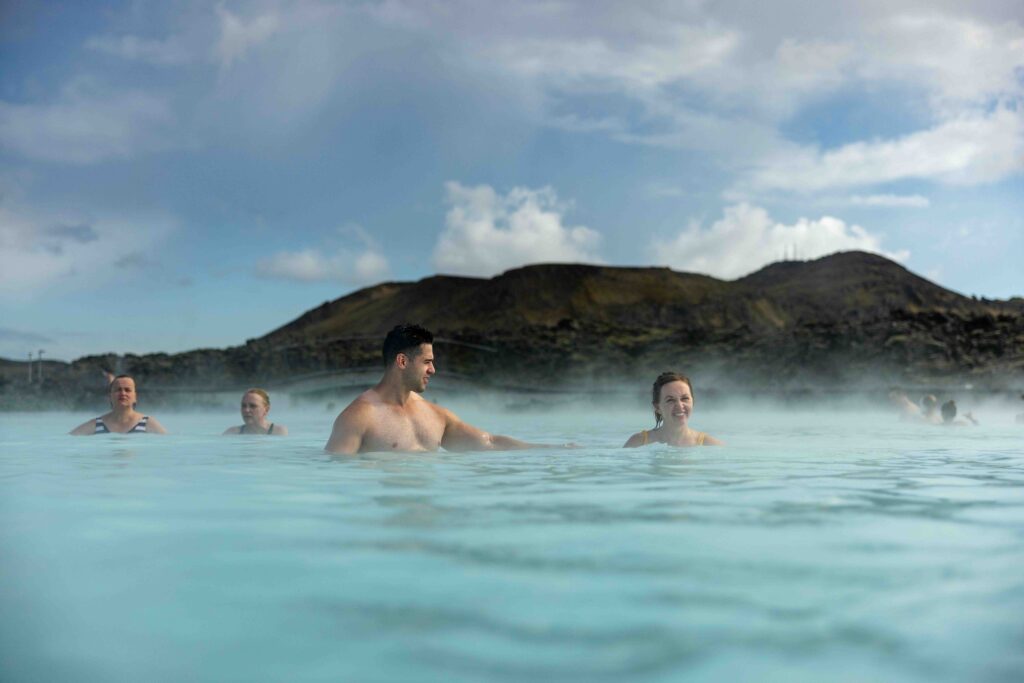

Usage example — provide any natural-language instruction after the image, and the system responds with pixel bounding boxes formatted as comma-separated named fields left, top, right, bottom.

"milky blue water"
left=1, top=401, right=1023, bottom=682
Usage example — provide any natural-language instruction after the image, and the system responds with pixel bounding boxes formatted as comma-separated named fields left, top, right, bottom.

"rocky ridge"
left=3, top=251, right=1022, bottom=408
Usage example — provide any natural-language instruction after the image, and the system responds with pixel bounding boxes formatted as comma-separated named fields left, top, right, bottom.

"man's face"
left=401, top=343, right=435, bottom=393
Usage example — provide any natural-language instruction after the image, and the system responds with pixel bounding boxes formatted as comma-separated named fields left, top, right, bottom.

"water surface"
left=1, top=404, right=1022, bottom=682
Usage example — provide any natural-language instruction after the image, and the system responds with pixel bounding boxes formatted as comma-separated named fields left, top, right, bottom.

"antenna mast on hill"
left=28, top=352, right=33, bottom=383
left=37, top=349, right=44, bottom=383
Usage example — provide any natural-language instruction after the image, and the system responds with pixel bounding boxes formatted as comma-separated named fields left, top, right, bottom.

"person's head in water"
left=921, top=394, right=939, bottom=414
left=382, top=324, right=436, bottom=393
left=241, top=389, right=271, bottom=426
left=652, top=371, right=694, bottom=429
left=941, top=400, right=958, bottom=423
left=108, top=375, right=137, bottom=410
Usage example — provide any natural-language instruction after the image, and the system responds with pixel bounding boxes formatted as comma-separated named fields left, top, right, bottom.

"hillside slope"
left=4, top=251, right=1021, bottom=407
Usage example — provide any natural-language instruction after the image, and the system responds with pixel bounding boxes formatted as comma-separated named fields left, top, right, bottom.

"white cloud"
left=385, top=2, right=1024, bottom=178
left=57, top=2, right=1022, bottom=191
left=860, top=12, right=1024, bottom=112
left=256, top=226, right=389, bottom=284
left=0, top=204, right=176, bottom=299
left=216, top=6, right=279, bottom=70
left=0, top=79, right=175, bottom=164
left=652, top=203, right=909, bottom=279
left=256, top=248, right=389, bottom=283
left=433, top=182, right=602, bottom=276
left=489, top=23, right=740, bottom=91
left=848, top=194, right=930, bottom=208
left=86, top=34, right=193, bottom=66
left=744, top=107, right=1024, bottom=192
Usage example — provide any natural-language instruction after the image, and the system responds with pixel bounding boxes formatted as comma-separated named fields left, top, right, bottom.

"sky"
left=1, top=0, right=1022, bottom=362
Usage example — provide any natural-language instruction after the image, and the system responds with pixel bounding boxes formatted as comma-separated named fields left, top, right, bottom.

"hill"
left=3, top=251, right=1022, bottom=407
left=264, top=251, right=1005, bottom=343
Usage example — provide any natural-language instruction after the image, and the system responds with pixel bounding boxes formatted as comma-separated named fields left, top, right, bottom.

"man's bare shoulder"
left=325, top=391, right=377, bottom=455
left=414, top=398, right=456, bottom=430
left=340, top=390, right=383, bottom=415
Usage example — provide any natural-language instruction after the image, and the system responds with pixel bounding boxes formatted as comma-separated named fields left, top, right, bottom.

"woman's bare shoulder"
left=70, top=418, right=98, bottom=435
left=623, top=431, right=647, bottom=448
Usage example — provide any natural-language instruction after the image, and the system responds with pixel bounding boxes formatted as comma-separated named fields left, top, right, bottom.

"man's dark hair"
left=382, top=324, right=434, bottom=367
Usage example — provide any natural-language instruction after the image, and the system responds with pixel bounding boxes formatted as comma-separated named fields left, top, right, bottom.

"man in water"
left=939, top=399, right=978, bottom=426
left=324, top=324, right=563, bottom=454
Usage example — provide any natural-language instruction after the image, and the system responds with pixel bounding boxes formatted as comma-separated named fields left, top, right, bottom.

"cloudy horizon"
left=1, top=0, right=1021, bottom=360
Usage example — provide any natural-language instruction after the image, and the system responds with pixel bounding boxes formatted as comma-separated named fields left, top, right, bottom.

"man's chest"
left=364, top=405, right=445, bottom=451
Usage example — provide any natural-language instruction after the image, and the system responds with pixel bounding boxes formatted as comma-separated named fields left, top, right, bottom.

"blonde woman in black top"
left=224, top=388, right=288, bottom=435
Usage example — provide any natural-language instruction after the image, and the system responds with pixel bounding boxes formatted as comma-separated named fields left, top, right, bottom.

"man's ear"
left=396, top=352, right=408, bottom=369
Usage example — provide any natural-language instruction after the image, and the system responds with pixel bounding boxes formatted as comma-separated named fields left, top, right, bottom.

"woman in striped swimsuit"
left=623, top=372, right=721, bottom=448
left=69, top=375, right=168, bottom=435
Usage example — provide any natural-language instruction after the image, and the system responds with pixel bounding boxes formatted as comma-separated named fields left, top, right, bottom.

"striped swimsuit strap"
left=95, top=416, right=148, bottom=434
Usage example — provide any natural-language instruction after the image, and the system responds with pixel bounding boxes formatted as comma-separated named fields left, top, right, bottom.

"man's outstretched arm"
left=440, top=408, right=566, bottom=452
left=324, top=403, right=368, bottom=455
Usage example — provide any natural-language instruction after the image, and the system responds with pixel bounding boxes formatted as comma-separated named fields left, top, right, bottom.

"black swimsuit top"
left=240, top=423, right=274, bottom=435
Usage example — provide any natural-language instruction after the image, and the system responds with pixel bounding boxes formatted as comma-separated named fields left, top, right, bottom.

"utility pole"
left=37, top=349, right=45, bottom=383
left=28, top=352, right=33, bottom=383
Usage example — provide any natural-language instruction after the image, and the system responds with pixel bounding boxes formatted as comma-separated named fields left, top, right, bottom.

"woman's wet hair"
left=107, top=374, right=134, bottom=392
left=651, top=371, right=693, bottom=428
left=382, top=324, right=434, bottom=366
left=941, top=399, right=957, bottom=423
left=244, top=388, right=271, bottom=408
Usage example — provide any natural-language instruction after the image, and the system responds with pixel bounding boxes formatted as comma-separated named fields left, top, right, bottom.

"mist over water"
left=2, top=398, right=1023, bottom=682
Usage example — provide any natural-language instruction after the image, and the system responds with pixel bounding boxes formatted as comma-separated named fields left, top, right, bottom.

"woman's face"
left=109, top=377, right=136, bottom=409
left=655, top=380, right=693, bottom=427
left=240, top=392, right=269, bottom=424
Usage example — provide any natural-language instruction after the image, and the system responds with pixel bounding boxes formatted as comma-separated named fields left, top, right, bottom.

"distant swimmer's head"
left=108, top=374, right=137, bottom=409
left=651, top=371, right=694, bottom=429
left=921, top=394, right=938, bottom=413
left=383, top=324, right=436, bottom=392
left=241, top=388, right=271, bottom=425
left=941, top=400, right=957, bottom=423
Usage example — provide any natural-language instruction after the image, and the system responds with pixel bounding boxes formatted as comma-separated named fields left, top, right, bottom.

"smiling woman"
left=623, top=371, right=721, bottom=448
left=69, top=374, right=168, bottom=435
